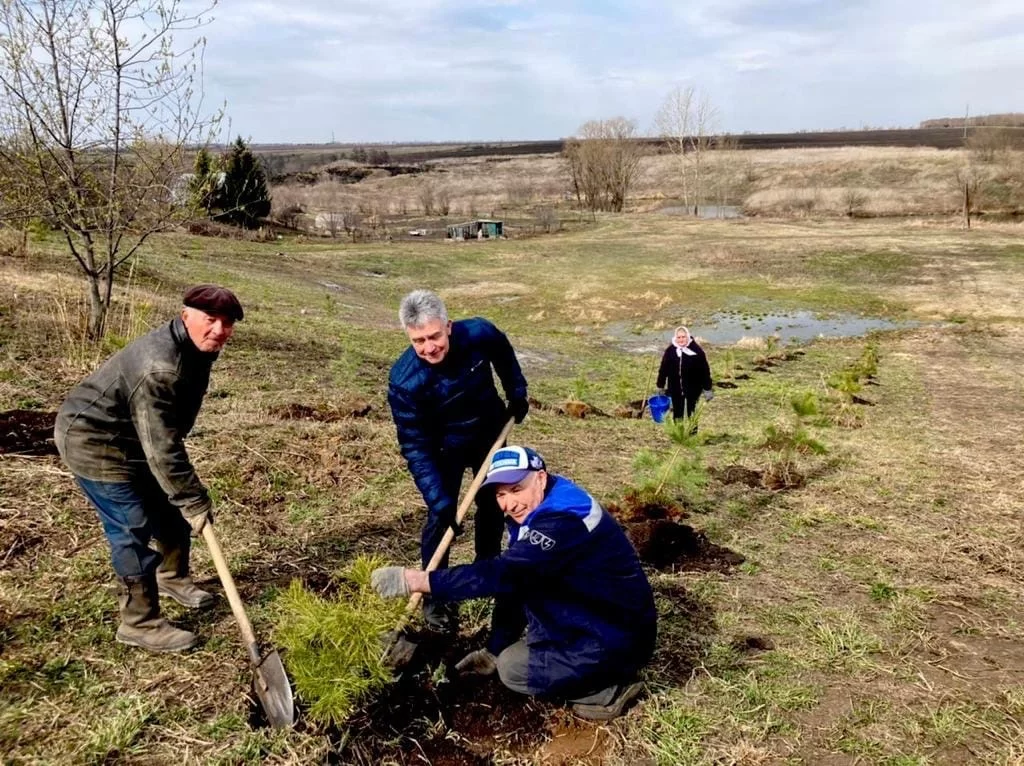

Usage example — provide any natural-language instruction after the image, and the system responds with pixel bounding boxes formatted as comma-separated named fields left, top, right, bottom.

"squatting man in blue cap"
left=387, top=289, right=529, bottom=633
left=54, top=285, right=243, bottom=653
left=372, top=446, right=657, bottom=721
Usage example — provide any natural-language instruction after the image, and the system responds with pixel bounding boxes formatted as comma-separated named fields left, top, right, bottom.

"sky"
left=194, top=0, right=1024, bottom=143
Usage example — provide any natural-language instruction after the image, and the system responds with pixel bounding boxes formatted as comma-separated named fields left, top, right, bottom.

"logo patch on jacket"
left=528, top=529, right=556, bottom=550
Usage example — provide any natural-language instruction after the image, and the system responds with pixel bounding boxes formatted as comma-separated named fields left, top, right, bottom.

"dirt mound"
left=625, top=519, right=744, bottom=571
left=0, top=410, right=58, bottom=456
left=710, top=464, right=764, bottom=487
left=608, top=497, right=743, bottom=571
left=268, top=399, right=371, bottom=422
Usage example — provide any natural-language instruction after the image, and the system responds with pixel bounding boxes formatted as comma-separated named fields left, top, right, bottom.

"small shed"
left=446, top=219, right=503, bottom=240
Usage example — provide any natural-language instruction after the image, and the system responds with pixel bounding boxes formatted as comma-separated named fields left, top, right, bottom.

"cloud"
left=194, top=0, right=1024, bottom=141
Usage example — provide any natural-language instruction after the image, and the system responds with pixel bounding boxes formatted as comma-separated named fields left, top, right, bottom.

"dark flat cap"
left=182, top=284, right=244, bottom=321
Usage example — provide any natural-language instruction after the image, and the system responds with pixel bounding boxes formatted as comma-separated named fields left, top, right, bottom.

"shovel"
left=202, top=524, right=295, bottom=729
left=383, top=417, right=515, bottom=667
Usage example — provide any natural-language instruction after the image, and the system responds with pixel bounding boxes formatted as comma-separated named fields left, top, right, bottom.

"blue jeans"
left=421, top=440, right=506, bottom=570
left=75, top=473, right=191, bottom=578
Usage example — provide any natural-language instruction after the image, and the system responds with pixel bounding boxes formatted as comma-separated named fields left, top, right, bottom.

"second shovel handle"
left=405, top=417, right=515, bottom=614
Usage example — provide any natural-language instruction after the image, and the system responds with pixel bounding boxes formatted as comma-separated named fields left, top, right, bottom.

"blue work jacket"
left=430, top=476, right=657, bottom=689
left=388, top=318, right=527, bottom=515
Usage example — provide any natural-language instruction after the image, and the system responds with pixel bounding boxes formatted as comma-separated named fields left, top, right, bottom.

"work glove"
left=454, top=648, right=498, bottom=676
left=436, top=504, right=462, bottom=537
left=702, top=389, right=714, bottom=402
left=371, top=566, right=411, bottom=598
left=185, top=509, right=213, bottom=537
left=506, top=397, right=529, bottom=424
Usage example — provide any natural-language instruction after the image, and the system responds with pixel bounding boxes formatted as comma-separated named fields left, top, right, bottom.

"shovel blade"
left=252, top=650, right=295, bottom=729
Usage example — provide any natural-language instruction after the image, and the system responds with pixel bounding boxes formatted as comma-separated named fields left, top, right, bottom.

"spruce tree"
left=216, top=136, right=271, bottom=228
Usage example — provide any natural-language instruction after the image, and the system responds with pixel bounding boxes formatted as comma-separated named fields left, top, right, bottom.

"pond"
left=605, top=311, right=920, bottom=352
left=659, top=204, right=744, bottom=219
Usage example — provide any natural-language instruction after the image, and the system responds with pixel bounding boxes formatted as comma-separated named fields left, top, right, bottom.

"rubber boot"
left=115, top=574, right=198, bottom=652
left=156, top=540, right=214, bottom=608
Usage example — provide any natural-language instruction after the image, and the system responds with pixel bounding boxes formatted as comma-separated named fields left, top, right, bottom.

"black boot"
left=156, top=540, right=214, bottom=609
left=572, top=682, right=645, bottom=721
left=116, top=574, right=197, bottom=652
left=422, top=597, right=459, bottom=634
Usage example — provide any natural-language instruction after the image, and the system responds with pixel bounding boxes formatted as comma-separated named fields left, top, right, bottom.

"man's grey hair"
left=399, top=289, right=448, bottom=328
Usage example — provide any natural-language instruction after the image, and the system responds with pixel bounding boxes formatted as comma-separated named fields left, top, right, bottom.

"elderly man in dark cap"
left=55, top=284, right=243, bottom=652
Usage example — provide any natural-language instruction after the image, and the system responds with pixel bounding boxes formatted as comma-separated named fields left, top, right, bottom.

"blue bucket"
left=648, top=395, right=671, bottom=423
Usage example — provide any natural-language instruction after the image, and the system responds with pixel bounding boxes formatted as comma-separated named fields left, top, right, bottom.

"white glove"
left=454, top=648, right=497, bottom=676
left=702, top=389, right=714, bottom=402
left=371, top=566, right=411, bottom=598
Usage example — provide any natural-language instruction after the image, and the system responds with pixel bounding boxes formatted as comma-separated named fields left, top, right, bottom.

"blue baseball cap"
left=482, top=446, right=546, bottom=487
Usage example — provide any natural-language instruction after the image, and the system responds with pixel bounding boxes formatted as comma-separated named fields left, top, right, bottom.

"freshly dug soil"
left=332, top=630, right=550, bottom=765
left=624, top=519, right=745, bottom=571
left=710, top=464, right=764, bottom=488
left=607, top=497, right=744, bottom=572
left=0, top=410, right=57, bottom=456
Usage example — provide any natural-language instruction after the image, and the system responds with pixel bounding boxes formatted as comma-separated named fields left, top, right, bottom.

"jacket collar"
left=171, top=317, right=220, bottom=362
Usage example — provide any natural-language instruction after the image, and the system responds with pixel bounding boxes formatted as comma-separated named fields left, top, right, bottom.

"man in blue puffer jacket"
left=372, top=446, right=657, bottom=721
left=388, top=290, right=529, bottom=632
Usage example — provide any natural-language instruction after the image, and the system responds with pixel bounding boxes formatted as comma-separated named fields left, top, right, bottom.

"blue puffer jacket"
left=388, top=318, right=528, bottom=515
left=430, top=476, right=657, bottom=691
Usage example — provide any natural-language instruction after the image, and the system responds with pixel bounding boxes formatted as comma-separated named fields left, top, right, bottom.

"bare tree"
left=418, top=183, right=435, bottom=216
left=655, top=86, right=718, bottom=214
left=323, top=210, right=344, bottom=238
left=436, top=187, right=450, bottom=216
left=0, top=0, right=219, bottom=339
left=955, top=164, right=981, bottom=229
left=563, top=117, right=642, bottom=213
left=342, top=210, right=363, bottom=241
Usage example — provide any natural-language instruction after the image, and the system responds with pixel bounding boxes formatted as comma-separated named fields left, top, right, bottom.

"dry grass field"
left=2, top=148, right=1024, bottom=764
left=270, top=144, right=1023, bottom=242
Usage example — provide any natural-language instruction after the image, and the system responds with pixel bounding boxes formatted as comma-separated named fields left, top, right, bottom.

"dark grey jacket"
left=54, top=318, right=216, bottom=518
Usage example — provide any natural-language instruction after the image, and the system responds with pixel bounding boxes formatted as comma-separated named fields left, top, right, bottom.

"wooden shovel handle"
left=405, top=417, right=515, bottom=614
left=203, top=523, right=262, bottom=665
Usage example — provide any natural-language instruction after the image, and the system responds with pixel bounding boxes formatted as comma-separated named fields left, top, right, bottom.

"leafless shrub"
left=506, top=177, right=534, bottom=206
left=967, top=128, right=1023, bottom=163
left=436, top=188, right=451, bottom=216
left=418, top=184, right=435, bottom=215
left=342, top=211, right=364, bottom=241
left=322, top=210, right=344, bottom=238
left=954, top=164, right=982, bottom=229
left=534, top=206, right=559, bottom=233
left=842, top=188, right=868, bottom=217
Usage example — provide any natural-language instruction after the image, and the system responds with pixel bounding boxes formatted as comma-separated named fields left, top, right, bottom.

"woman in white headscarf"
left=656, top=326, right=713, bottom=421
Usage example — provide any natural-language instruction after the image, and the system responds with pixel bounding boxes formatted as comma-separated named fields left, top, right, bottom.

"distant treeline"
left=920, top=113, right=1024, bottom=128
left=254, top=127, right=987, bottom=181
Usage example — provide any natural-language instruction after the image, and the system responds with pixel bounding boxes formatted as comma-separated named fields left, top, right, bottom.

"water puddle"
left=660, top=204, right=744, bottom=219
left=605, top=311, right=919, bottom=352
